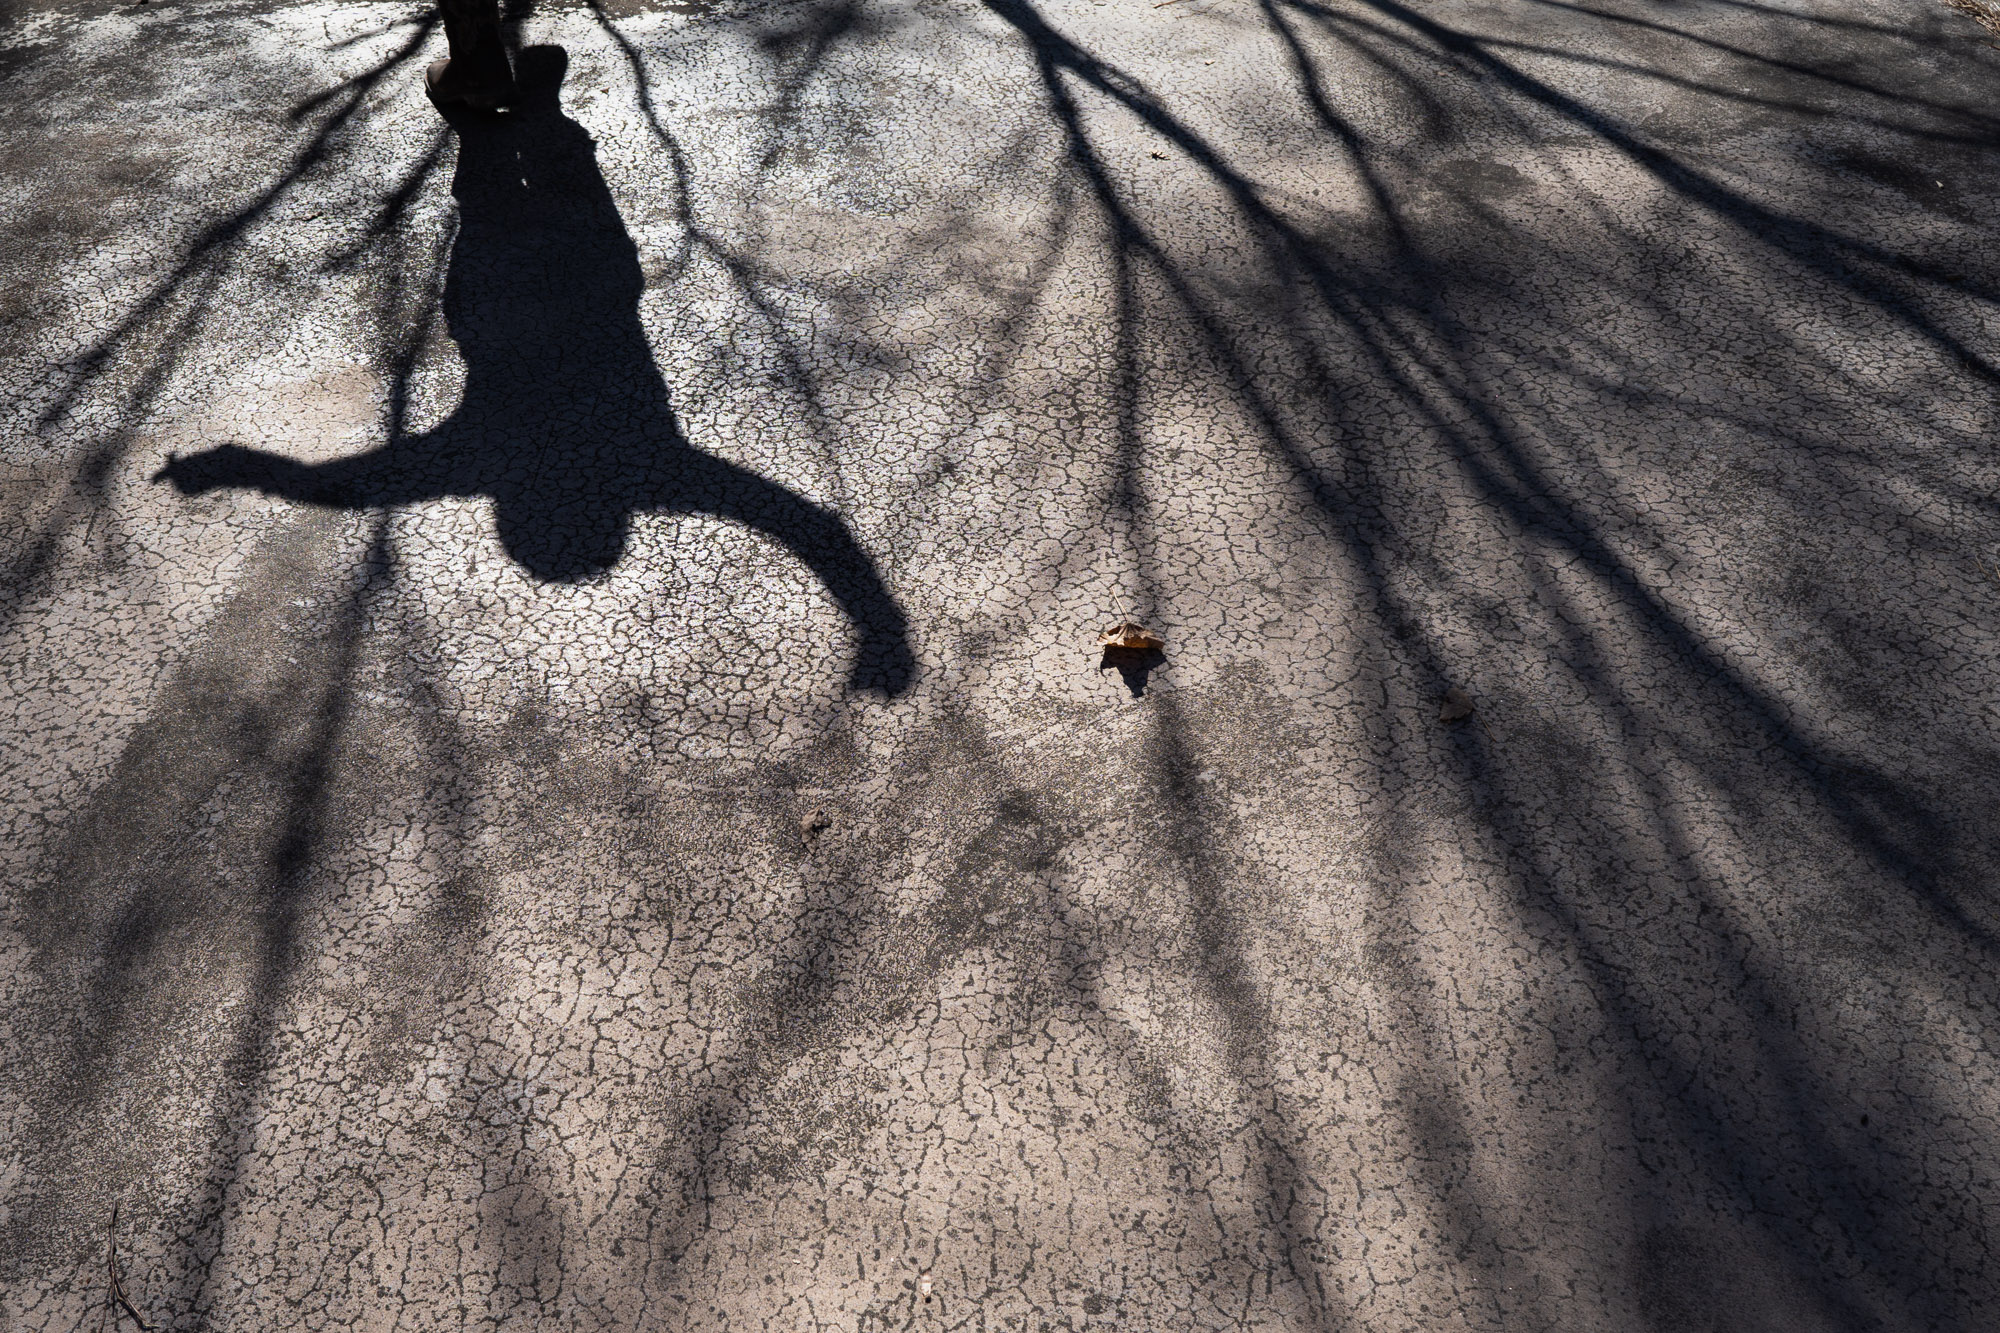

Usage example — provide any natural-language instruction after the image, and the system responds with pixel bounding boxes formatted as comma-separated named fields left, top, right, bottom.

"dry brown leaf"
left=1098, top=622, right=1165, bottom=652
left=1438, top=687, right=1475, bottom=722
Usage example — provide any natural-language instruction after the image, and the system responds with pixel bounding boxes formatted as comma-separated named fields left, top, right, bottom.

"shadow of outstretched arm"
left=660, top=451, right=916, bottom=697
left=155, top=441, right=916, bottom=697
left=154, top=441, right=444, bottom=509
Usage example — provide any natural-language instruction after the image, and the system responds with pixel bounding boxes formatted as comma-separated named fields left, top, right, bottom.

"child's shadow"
left=156, top=46, right=913, bottom=696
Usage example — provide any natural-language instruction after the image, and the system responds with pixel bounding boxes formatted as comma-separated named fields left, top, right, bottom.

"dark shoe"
left=425, top=56, right=513, bottom=112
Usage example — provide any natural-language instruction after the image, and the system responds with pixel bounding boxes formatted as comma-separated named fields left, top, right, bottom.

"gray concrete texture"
left=1, top=0, right=1997, bottom=1326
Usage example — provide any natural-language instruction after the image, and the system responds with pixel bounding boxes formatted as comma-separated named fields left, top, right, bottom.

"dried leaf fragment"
left=800, top=807, right=833, bottom=841
left=1097, top=622, right=1165, bottom=652
left=1438, top=687, right=1475, bottom=722
left=1943, top=0, right=2000, bottom=40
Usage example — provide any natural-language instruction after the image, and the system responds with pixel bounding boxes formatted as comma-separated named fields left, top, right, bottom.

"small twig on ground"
left=106, top=1205, right=155, bottom=1333
left=1976, top=553, right=2000, bottom=594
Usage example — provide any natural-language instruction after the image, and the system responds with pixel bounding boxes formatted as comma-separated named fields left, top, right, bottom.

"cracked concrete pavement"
left=3, top=0, right=1999, bottom=1327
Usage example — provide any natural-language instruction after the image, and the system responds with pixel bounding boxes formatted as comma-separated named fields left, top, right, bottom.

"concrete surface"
left=2, top=0, right=1998, bottom=1327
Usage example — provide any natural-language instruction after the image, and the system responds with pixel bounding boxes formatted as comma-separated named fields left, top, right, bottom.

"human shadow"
left=155, top=45, right=913, bottom=696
